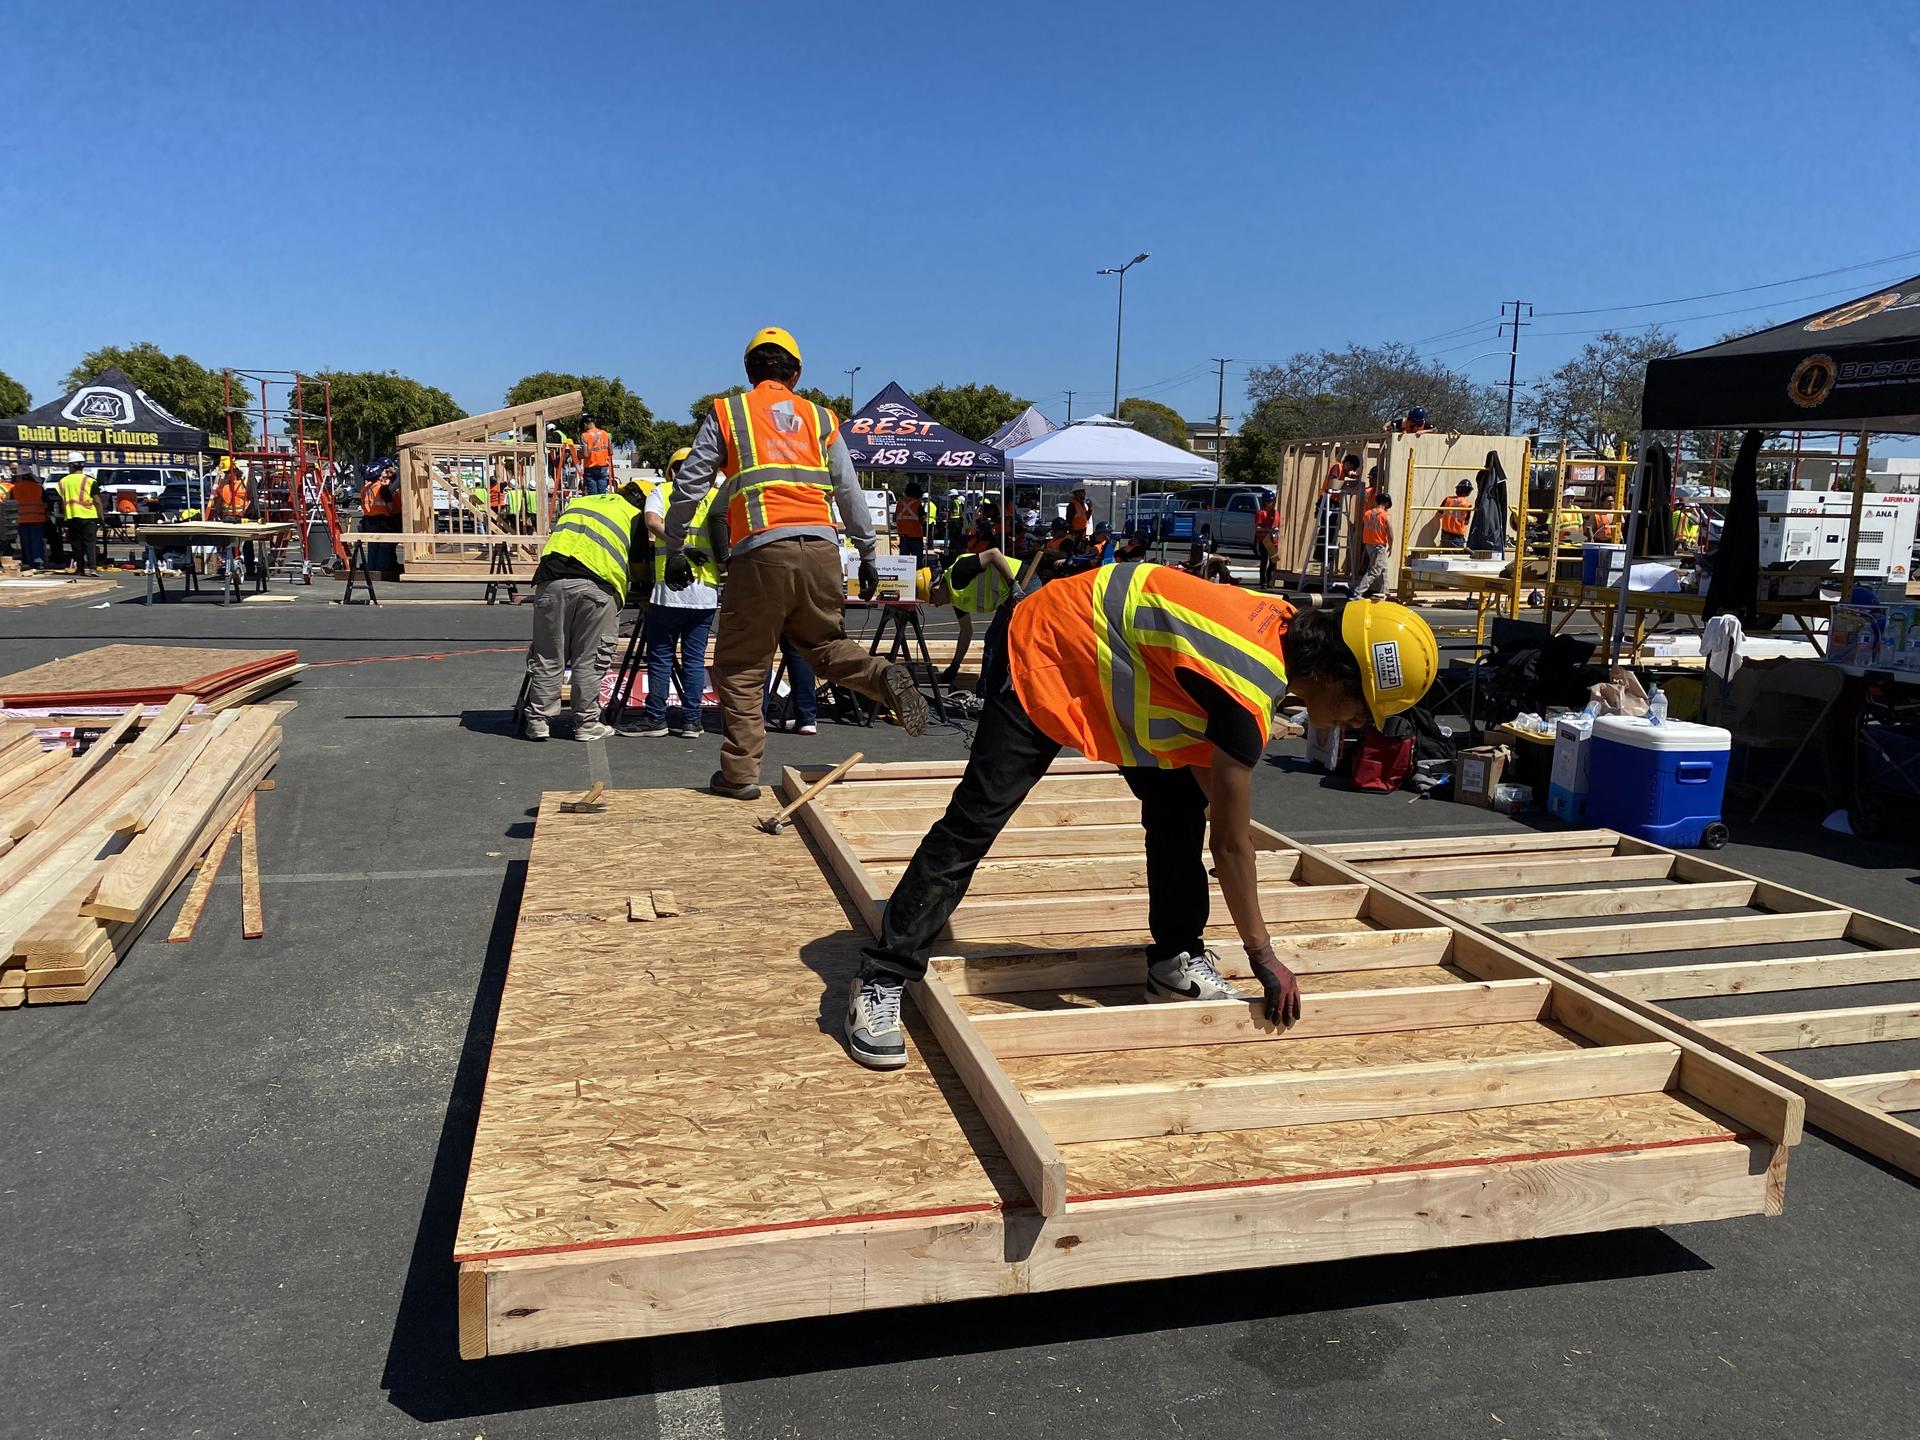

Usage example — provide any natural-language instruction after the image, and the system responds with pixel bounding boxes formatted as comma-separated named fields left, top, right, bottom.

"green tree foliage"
left=0, top=369, right=29, bottom=416
left=643, top=419, right=698, bottom=468
left=503, top=373, right=654, bottom=448
left=1523, top=326, right=1679, bottom=455
left=310, top=370, right=465, bottom=468
left=912, top=383, right=1027, bottom=442
left=685, top=386, right=851, bottom=424
left=1222, top=419, right=1282, bottom=492
left=64, top=341, right=252, bottom=444
left=1243, top=342, right=1502, bottom=442
left=1116, top=397, right=1190, bottom=449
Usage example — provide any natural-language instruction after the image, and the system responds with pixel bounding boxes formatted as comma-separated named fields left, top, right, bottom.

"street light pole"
left=1097, top=252, right=1150, bottom=420
left=844, top=366, right=861, bottom=413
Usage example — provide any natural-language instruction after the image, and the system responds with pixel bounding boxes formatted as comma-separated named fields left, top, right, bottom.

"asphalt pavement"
left=1, top=574, right=1916, bottom=1440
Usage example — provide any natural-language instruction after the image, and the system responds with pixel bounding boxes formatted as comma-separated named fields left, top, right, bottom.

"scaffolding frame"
left=221, top=369, right=343, bottom=573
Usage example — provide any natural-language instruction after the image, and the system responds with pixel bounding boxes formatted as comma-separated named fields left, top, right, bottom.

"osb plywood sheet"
left=0, top=644, right=293, bottom=698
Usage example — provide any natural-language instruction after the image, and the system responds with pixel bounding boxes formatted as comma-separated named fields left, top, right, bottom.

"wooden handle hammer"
left=756, top=752, right=863, bottom=835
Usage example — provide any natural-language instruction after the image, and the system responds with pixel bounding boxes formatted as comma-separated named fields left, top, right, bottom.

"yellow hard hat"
left=744, top=326, right=802, bottom=367
left=914, top=566, right=933, bottom=604
left=668, top=446, right=692, bottom=473
left=1340, top=599, right=1439, bottom=727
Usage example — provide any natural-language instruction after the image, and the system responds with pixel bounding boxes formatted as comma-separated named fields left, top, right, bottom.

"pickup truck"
left=1168, top=487, right=1272, bottom=554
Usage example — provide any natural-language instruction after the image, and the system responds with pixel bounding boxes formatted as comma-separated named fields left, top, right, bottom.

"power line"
left=1527, top=276, right=1907, bottom=339
left=1533, top=246, right=1920, bottom=318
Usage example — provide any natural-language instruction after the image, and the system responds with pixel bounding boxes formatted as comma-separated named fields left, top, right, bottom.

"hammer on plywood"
left=755, top=752, right=862, bottom=835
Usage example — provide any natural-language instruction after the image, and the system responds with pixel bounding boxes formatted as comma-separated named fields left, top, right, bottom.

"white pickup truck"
left=1168, top=487, right=1272, bottom=554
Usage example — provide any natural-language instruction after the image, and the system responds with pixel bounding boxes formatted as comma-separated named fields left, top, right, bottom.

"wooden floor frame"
left=457, top=765, right=1800, bottom=1357
left=1325, top=829, right=1920, bottom=1178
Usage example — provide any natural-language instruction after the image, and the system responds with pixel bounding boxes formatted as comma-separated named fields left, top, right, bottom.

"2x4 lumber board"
left=935, top=928, right=1455, bottom=996
left=397, top=390, right=583, bottom=446
left=121, top=693, right=196, bottom=761
left=168, top=801, right=235, bottom=943
left=238, top=795, right=263, bottom=939
left=828, top=796, right=1145, bottom=831
left=84, top=710, right=277, bottom=923
left=1365, top=853, right=1673, bottom=893
left=0, top=748, right=68, bottom=806
left=1326, top=830, right=1623, bottom=863
left=812, top=758, right=1115, bottom=782
left=971, top=978, right=1553, bottom=1059
left=780, top=766, right=886, bottom=934
left=1824, top=1070, right=1920, bottom=1112
left=1029, top=1042, right=1685, bottom=1144
left=0, top=753, right=157, bottom=948
left=819, top=775, right=1130, bottom=807
left=1697, top=1002, right=1920, bottom=1053
left=943, top=883, right=1368, bottom=940
left=910, top=972, right=1067, bottom=1215
left=850, top=824, right=1146, bottom=863
left=1440, top=880, right=1756, bottom=923
left=868, top=850, right=1300, bottom=897
left=464, top=1140, right=1768, bottom=1355
left=1508, top=909, right=1851, bottom=960
left=7, top=704, right=141, bottom=841
left=1618, top=834, right=1920, bottom=938
left=1592, top=949, right=1920, bottom=1000
left=110, top=712, right=228, bottom=833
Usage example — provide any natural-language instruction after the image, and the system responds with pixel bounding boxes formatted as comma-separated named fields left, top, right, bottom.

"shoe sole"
left=882, top=667, right=929, bottom=737
left=847, top=1040, right=909, bottom=1070
left=709, top=784, right=762, bottom=800
left=1144, top=979, right=1238, bottom=1004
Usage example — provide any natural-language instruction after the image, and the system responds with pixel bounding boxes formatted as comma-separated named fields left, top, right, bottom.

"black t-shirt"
left=1175, top=670, right=1265, bottom=766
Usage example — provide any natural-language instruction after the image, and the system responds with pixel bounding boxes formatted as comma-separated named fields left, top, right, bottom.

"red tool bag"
left=1347, top=726, right=1415, bottom=793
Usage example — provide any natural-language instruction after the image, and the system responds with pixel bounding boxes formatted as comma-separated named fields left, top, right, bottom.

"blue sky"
left=7, top=0, right=1919, bottom=431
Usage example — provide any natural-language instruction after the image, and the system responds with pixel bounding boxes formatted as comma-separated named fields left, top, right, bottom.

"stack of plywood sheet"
left=0, top=696, right=280, bottom=1007
left=0, top=644, right=302, bottom=714
left=452, top=762, right=1800, bottom=1358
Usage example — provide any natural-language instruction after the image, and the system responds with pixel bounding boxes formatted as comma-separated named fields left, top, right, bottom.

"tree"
left=64, top=341, right=252, bottom=444
left=642, top=419, right=697, bottom=469
left=912, top=383, right=1027, bottom=442
left=1116, top=397, right=1190, bottom=449
left=684, top=386, right=851, bottom=424
left=1243, top=342, right=1502, bottom=441
left=0, top=369, right=28, bottom=417
left=309, top=370, right=465, bottom=469
left=1523, top=326, right=1679, bottom=455
left=503, top=372, right=654, bottom=448
left=1222, top=418, right=1282, bottom=492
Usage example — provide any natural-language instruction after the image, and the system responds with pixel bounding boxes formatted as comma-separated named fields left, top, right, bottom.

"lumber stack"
left=0, top=698, right=281, bottom=1007
left=0, top=644, right=303, bottom=713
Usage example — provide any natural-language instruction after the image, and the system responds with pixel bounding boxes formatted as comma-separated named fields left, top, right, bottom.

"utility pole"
left=1499, top=300, right=1532, bottom=435
left=1064, top=390, right=1075, bottom=424
left=844, top=366, right=862, bottom=413
left=1211, top=358, right=1232, bottom=474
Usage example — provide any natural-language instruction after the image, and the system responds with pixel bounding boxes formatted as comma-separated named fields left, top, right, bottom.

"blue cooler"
left=1585, top=715, right=1731, bottom=848
left=1581, top=543, right=1626, bottom=586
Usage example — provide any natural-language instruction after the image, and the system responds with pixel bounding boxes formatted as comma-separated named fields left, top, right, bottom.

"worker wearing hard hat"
left=56, top=453, right=101, bottom=576
left=9, top=463, right=48, bottom=570
left=579, top=413, right=614, bottom=495
left=842, top=567, right=1439, bottom=1070
left=623, top=446, right=726, bottom=738
left=661, top=326, right=928, bottom=800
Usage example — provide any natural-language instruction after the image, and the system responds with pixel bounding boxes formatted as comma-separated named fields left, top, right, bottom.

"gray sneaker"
left=880, top=664, right=929, bottom=736
left=1145, top=949, right=1241, bottom=1004
left=573, top=719, right=617, bottom=742
left=845, top=977, right=907, bottom=1070
left=523, top=717, right=550, bottom=742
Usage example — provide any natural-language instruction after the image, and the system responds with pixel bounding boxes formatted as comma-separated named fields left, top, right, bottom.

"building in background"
left=1186, top=419, right=1236, bottom=464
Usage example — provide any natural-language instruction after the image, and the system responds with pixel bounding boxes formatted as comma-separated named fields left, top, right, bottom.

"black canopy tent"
left=1613, top=277, right=1920, bottom=651
left=841, top=383, right=1006, bottom=539
left=0, top=367, right=230, bottom=465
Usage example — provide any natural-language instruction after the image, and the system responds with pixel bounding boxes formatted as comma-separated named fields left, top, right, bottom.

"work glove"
left=1248, top=942, right=1302, bottom=1028
left=858, top=558, right=879, bottom=601
left=663, top=552, right=695, bottom=590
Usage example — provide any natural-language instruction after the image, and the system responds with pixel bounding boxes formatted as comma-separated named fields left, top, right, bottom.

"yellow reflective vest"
left=542, top=493, right=641, bottom=604
left=57, top=471, right=99, bottom=520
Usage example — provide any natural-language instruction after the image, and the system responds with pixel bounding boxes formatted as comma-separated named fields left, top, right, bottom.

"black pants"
left=861, top=610, right=1213, bottom=983
left=65, top=519, right=96, bottom=573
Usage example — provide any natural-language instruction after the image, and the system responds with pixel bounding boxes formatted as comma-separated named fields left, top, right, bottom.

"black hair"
left=1281, top=605, right=1365, bottom=700
left=1343, top=454, right=1363, bottom=472
left=1456, top=480, right=1472, bottom=494
left=905, top=481, right=923, bottom=498
left=1377, top=493, right=1392, bottom=508
left=745, top=343, right=802, bottom=385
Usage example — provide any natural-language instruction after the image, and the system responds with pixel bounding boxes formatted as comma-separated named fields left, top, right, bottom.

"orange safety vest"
left=213, top=480, right=250, bottom=516
left=489, top=479, right=504, bottom=510
left=1439, top=494, right=1471, bottom=536
left=581, top=425, right=613, bottom=470
left=894, top=496, right=925, bottom=538
left=1009, top=562, right=1292, bottom=769
left=711, top=381, right=839, bottom=544
left=1066, top=496, right=1091, bottom=533
left=1254, top=505, right=1277, bottom=536
left=1361, top=505, right=1391, bottom=547
left=11, top=477, right=46, bottom=523
left=1592, top=510, right=1618, bottom=542
left=361, top=477, right=399, bottom=517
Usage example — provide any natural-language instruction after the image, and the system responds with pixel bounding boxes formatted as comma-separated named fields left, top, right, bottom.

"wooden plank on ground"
left=238, top=794, right=263, bottom=939
left=943, top=883, right=1367, bottom=940
left=122, top=693, right=197, bottom=761
left=1508, top=909, right=1851, bottom=959
left=1028, top=1042, right=1684, bottom=1143
left=167, top=818, right=238, bottom=943
left=1324, top=831, right=1622, bottom=863
left=971, top=979, right=1554, bottom=1058
left=1440, top=879, right=1755, bottom=922
left=1365, top=853, right=1673, bottom=892
left=1824, top=1070, right=1920, bottom=1112
left=850, top=824, right=1147, bottom=862
left=7, top=704, right=141, bottom=841
left=1592, top=949, right=1920, bottom=1000
left=910, top=972, right=1067, bottom=1215
left=1698, top=1002, right=1920, bottom=1052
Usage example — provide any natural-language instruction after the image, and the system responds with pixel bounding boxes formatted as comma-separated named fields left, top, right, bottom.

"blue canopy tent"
left=842, top=382, right=1006, bottom=544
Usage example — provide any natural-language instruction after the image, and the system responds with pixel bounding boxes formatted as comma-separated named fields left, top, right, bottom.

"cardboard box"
left=1455, top=744, right=1511, bottom=808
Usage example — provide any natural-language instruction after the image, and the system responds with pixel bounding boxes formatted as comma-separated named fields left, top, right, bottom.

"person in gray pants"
left=522, top=486, right=647, bottom=741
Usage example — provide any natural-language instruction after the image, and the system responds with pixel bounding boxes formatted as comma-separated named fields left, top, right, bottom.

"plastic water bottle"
left=1647, top=685, right=1667, bottom=727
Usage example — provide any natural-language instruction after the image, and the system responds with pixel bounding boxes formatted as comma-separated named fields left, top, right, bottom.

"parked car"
left=1167, top=487, right=1274, bottom=553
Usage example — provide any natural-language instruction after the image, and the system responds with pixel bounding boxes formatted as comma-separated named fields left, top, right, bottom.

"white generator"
left=1756, top=489, right=1918, bottom=583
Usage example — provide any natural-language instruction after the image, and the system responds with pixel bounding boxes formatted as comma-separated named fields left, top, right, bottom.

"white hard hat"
left=68, top=450, right=87, bottom=463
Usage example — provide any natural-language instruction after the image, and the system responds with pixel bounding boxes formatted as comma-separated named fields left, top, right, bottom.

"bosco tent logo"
left=1788, top=354, right=1838, bottom=409
left=61, top=385, right=136, bottom=427
left=1806, top=290, right=1903, bottom=332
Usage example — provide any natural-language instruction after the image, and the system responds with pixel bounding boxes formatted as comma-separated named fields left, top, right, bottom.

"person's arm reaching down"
left=1196, top=753, right=1301, bottom=1027
left=828, top=434, right=880, bottom=598
left=662, top=413, right=724, bottom=552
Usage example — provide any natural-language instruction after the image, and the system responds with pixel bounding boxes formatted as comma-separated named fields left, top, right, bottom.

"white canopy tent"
left=1003, top=415, right=1216, bottom=526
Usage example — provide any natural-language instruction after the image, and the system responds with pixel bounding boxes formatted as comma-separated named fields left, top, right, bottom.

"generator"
left=1756, top=489, right=1918, bottom=583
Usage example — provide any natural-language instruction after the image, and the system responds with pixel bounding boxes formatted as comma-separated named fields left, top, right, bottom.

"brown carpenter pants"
left=712, top=536, right=893, bottom=788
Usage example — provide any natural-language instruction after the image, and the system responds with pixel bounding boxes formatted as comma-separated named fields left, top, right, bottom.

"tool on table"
left=755, top=751, right=862, bottom=835
left=560, top=780, right=607, bottom=814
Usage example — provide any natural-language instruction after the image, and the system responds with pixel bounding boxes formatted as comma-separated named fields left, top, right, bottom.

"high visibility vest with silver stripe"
left=712, top=384, right=838, bottom=544
left=57, top=472, right=98, bottom=519
left=650, top=480, right=722, bottom=587
left=947, top=558, right=1010, bottom=614
left=543, top=493, right=640, bottom=603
